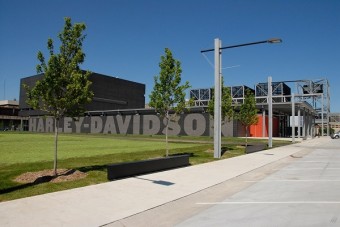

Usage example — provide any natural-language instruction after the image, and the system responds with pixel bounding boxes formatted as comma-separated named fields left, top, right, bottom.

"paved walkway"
left=176, top=137, right=340, bottom=227
left=0, top=137, right=329, bottom=227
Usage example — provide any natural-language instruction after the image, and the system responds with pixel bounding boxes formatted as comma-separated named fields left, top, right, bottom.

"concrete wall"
left=28, top=113, right=234, bottom=137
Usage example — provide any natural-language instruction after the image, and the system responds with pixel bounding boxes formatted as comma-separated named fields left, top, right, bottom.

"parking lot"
left=175, top=138, right=340, bottom=227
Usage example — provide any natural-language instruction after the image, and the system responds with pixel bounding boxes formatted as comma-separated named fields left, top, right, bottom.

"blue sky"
left=1, top=0, right=339, bottom=111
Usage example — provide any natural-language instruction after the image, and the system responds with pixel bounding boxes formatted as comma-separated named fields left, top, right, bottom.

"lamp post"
left=268, top=76, right=273, bottom=148
left=201, top=38, right=282, bottom=159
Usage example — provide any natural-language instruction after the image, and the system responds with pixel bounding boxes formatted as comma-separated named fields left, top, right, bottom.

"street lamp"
left=201, top=38, right=282, bottom=158
left=267, top=38, right=282, bottom=44
left=201, top=38, right=282, bottom=53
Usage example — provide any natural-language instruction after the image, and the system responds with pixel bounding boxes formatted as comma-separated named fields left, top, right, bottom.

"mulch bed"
left=15, top=169, right=87, bottom=183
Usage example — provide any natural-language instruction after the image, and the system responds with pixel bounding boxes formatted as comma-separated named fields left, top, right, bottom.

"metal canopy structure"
left=230, top=86, right=254, bottom=104
left=190, top=86, right=255, bottom=106
left=190, top=88, right=212, bottom=106
left=255, top=82, right=291, bottom=103
left=189, top=77, right=330, bottom=139
left=295, top=79, right=330, bottom=135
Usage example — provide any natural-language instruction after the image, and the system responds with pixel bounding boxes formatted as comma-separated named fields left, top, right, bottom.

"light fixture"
left=267, top=38, right=282, bottom=44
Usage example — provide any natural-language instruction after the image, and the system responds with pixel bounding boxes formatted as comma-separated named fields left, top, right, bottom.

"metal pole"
left=214, top=38, right=221, bottom=158
left=218, top=39, right=222, bottom=155
left=321, top=93, right=324, bottom=136
left=307, top=111, right=311, bottom=138
left=292, top=93, right=295, bottom=143
left=268, top=76, right=273, bottom=148
left=200, top=38, right=282, bottom=156
left=297, top=107, right=301, bottom=139
left=201, top=38, right=282, bottom=53
left=310, top=112, right=312, bottom=138
left=313, top=113, right=316, bottom=138
left=327, top=80, right=330, bottom=136
left=262, top=108, right=266, bottom=137
left=302, top=108, right=306, bottom=139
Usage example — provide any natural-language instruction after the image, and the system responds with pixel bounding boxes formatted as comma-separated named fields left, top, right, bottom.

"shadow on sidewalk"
left=135, top=177, right=175, bottom=186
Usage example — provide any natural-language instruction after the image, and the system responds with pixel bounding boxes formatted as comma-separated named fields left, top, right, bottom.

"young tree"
left=24, top=18, right=93, bottom=175
left=237, top=89, right=258, bottom=147
left=149, top=48, right=190, bottom=157
left=208, top=77, right=234, bottom=122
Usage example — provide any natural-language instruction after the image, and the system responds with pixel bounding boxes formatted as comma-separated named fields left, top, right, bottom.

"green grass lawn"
left=0, top=132, right=290, bottom=202
left=0, top=133, right=197, bottom=165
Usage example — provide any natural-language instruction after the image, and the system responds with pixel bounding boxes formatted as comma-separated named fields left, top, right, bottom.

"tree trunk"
left=245, top=126, right=248, bottom=147
left=165, top=112, right=169, bottom=157
left=54, top=118, right=59, bottom=176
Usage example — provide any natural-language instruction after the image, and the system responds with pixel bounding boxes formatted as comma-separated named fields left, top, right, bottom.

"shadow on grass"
left=221, top=146, right=237, bottom=156
left=0, top=169, right=77, bottom=194
left=168, top=152, right=194, bottom=157
left=76, top=164, right=107, bottom=173
left=0, top=166, right=107, bottom=195
left=0, top=182, right=41, bottom=194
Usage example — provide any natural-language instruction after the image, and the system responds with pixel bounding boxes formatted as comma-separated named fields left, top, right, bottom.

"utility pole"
left=268, top=76, right=273, bottom=148
left=292, top=93, right=295, bottom=142
left=201, top=38, right=282, bottom=158
left=214, top=38, right=222, bottom=158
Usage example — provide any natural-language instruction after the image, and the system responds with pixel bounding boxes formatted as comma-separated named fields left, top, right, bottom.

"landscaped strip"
left=0, top=132, right=290, bottom=202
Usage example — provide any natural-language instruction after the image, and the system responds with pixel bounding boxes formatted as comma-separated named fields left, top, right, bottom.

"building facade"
left=19, top=72, right=146, bottom=117
left=0, top=100, right=27, bottom=131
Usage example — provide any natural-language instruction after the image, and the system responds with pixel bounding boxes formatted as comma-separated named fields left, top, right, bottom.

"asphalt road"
left=110, top=138, right=340, bottom=227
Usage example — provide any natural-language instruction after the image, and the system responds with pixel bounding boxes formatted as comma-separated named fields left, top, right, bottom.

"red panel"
left=249, top=115, right=279, bottom=137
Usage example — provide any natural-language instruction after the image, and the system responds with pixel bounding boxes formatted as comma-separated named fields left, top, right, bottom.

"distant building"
left=0, top=100, right=26, bottom=131
left=19, top=72, right=146, bottom=117
left=329, top=113, right=340, bottom=130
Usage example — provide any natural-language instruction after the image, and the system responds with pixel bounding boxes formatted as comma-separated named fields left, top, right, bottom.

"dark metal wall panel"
left=19, top=74, right=44, bottom=109
left=255, top=82, right=291, bottom=97
left=19, top=72, right=145, bottom=116
left=230, top=86, right=254, bottom=98
left=88, top=73, right=145, bottom=110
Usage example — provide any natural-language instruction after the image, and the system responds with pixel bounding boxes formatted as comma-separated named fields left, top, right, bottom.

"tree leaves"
left=25, top=17, right=93, bottom=119
left=149, top=48, right=191, bottom=157
left=237, top=89, right=258, bottom=127
left=149, top=48, right=190, bottom=117
left=237, top=89, right=258, bottom=146
left=207, top=76, right=234, bottom=122
left=24, top=17, right=93, bottom=175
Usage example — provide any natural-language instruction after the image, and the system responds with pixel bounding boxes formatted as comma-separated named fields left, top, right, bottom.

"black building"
left=19, top=72, right=145, bottom=116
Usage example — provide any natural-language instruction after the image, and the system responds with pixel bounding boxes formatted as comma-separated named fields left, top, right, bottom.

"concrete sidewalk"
left=0, top=137, right=329, bottom=227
